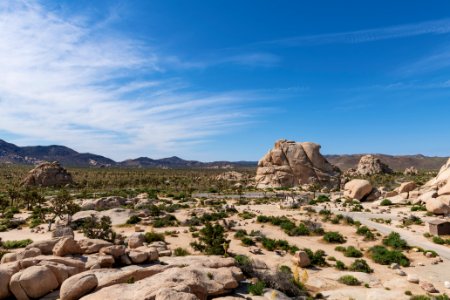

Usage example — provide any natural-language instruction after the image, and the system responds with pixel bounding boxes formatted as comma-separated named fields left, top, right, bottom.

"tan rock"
left=291, top=251, right=310, bottom=267
left=128, top=233, right=145, bottom=249
left=344, top=179, right=373, bottom=200
left=420, top=281, right=438, bottom=293
left=53, top=237, right=82, bottom=256
left=426, top=197, right=450, bottom=215
left=398, top=181, right=417, bottom=193
left=99, top=245, right=126, bottom=259
left=60, top=273, right=98, bottom=300
left=0, top=248, right=41, bottom=264
left=25, top=238, right=61, bottom=255
left=438, top=180, right=450, bottom=196
left=129, top=251, right=148, bottom=264
left=9, top=266, right=59, bottom=299
left=21, top=161, right=73, bottom=187
left=0, top=262, right=20, bottom=299
left=78, top=239, right=113, bottom=254
left=353, top=155, right=393, bottom=176
left=255, top=139, right=341, bottom=189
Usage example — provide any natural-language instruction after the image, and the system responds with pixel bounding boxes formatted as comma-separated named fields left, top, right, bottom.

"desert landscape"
left=0, top=139, right=449, bottom=300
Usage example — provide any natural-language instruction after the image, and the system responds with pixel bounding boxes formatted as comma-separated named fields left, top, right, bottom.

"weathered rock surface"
left=347, top=155, right=393, bottom=176
left=9, top=265, right=59, bottom=299
left=216, top=171, right=244, bottom=181
left=26, top=238, right=61, bottom=255
left=397, top=181, right=417, bottom=194
left=80, top=196, right=127, bottom=211
left=404, top=166, right=418, bottom=175
left=1, top=248, right=41, bottom=264
left=255, top=139, right=340, bottom=189
left=128, top=233, right=145, bottom=249
left=0, top=262, right=20, bottom=299
left=78, top=239, right=113, bottom=254
left=21, top=161, right=73, bottom=187
left=291, top=250, right=310, bottom=267
left=53, top=237, right=82, bottom=257
left=60, top=273, right=98, bottom=300
left=426, top=197, right=450, bottom=215
left=344, top=179, right=373, bottom=200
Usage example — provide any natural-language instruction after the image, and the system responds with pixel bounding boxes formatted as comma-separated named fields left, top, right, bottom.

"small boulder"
left=426, top=198, right=450, bottom=215
left=128, top=251, right=148, bottom=264
left=128, top=233, right=145, bottom=249
left=26, top=238, right=60, bottom=255
left=99, top=245, right=126, bottom=259
left=60, top=273, right=98, bottom=300
left=78, top=239, right=113, bottom=254
left=53, top=237, right=82, bottom=257
left=398, top=182, right=417, bottom=194
left=9, top=266, right=59, bottom=299
left=344, top=179, right=373, bottom=200
left=420, top=281, right=438, bottom=293
left=407, top=274, right=419, bottom=284
left=291, top=251, right=310, bottom=268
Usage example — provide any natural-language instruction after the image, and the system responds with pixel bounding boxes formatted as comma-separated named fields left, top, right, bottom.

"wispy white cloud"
left=250, top=18, right=450, bottom=47
left=0, top=1, right=265, bottom=160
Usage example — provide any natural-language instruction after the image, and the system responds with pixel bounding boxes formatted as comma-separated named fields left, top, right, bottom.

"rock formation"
left=346, top=155, right=393, bottom=176
left=215, top=171, right=244, bottom=181
left=21, top=161, right=73, bottom=187
left=255, top=139, right=341, bottom=189
left=0, top=236, right=243, bottom=300
left=404, top=166, right=418, bottom=175
left=343, top=179, right=373, bottom=201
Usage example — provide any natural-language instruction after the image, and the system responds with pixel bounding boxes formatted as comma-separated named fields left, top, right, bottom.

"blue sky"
left=1, top=1, right=450, bottom=161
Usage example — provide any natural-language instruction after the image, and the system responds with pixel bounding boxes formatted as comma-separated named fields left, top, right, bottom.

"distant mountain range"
left=325, top=154, right=448, bottom=171
left=0, top=139, right=256, bottom=169
left=0, top=139, right=447, bottom=170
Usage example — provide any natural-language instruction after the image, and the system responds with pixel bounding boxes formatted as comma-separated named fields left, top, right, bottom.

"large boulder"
left=255, top=139, right=341, bottom=189
left=26, top=238, right=61, bottom=255
left=425, top=158, right=450, bottom=190
left=0, top=262, right=20, bottom=299
left=1, top=248, right=41, bottom=264
left=351, top=155, right=393, bottom=176
left=128, top=233, right=145, bottom=249
left=78, top=239, right=113, bottom=254
left=53, top=237, right=83, bottom=257
left=60, top=273, right=98, bottom=300
left=9, top=265, right=59, bottom=299
left=21, top=161, right=73, bottom=187
left=344, top=179, right=373, bottom=200
left=426, top=197, right=450, bottom=215
left=397, top=181, right=417, bottom=194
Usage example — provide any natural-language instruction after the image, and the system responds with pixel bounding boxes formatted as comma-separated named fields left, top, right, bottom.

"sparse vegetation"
left=338, top=275, right=360, bottom=286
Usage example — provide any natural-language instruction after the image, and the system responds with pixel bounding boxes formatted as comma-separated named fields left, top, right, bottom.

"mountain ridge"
left=0, top=139, right=447, bottom=170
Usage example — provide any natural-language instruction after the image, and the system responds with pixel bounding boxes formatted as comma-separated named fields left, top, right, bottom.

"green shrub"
left=335, top=260, right=346, bottom=270
left=369, top=245, right=410, bottom=267
left=432, top=236, right=445, bottom=245
left=279, top=265, right=292, bottom=273
left=190, top=222, right=228, bottom=255
left=234, top=229, right=247, bottom=239
left=248, top=280, right=265, bottom=295
left=344, top=246, right=363, bottom=258
left=411, top=205, right=426, bottom=211
left=125, top=215, right=141, bottom=224
left=173, top=247, right=190, bottom=256
left=380, top=199, right=392, bottom=206
left=304, top=248, right=327, bottom=267
left=1, top=239, right=33, bottom=249
left=152, top=214, right=178, bottom=228
left=239, top=212, right=256, bottom=219
left=323, top=232, right=346, bottom=243
left=349, top=259, right=373, bottom=273
left=241, top=237, right=255, bottom=246
left=382, top=232, right=409, bottom=249
left=338, top=275, right=360, bottom=286
left=144, top=231, right=165, bottom=243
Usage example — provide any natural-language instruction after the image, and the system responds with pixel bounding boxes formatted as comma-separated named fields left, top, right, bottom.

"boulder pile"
left=0, top=236, right=243, bottom=300
left=346, top=155, right=393, bottom=176
left=21, top=161, right=73, bottom=187
left=255, top=139, right=341, bottom=189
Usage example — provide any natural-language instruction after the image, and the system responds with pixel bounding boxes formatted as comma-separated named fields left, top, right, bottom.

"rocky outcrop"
left=80, top=197, right=127, bottom=211
left=255, top=139, right=340, bottom=189
left=344, top=179, right=373, bottom=200
left=404, top=166, right=418, bottom=175
left=216, top=171, right=244, bottom=181
left=346, top=155, right=393, bottom=176
left=21, top=161, right=73, bottom=187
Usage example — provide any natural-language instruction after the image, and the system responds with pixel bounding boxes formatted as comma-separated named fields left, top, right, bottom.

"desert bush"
left=380, top=199, right=393, bottom=206
left=382, top=232, right=409, bottom=249
left=411, top=205, right=426, bottom=212
left=248, top=280, right=265, bottom=295
left=1, top=239, right=33, bottom=249
left=126, top=215, right=141, bottom=224
left=174, top=247, right=190, bottom=256
left=304, top=248, right=327, bottom=267
left=152, top=214, right=178, bottom=228
left=369, top=245, right=410, bottom=267
left=335, top=260, right=346, bottom=270
left=338, top=275, right=360, bottom=286
left=323, top=231, right=346, bottom=243
left=239, top=211, right=256, bottom=219
left=82, top=215, right=116, bottom=242
left=349, top=259, right=373, bottom=273
left=344, top=246, right=363, bottom=258
left=234, top=229, right=247, bottom=239
left=144, top=231, right=165, bottom=243
left=190, top=222, right=228, bottom=255
left=241, top=237, right=255, bottom=246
